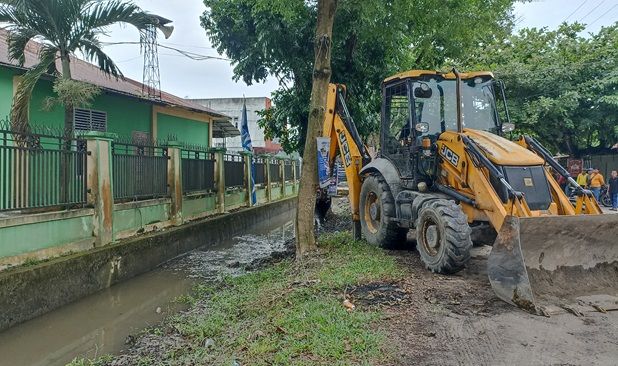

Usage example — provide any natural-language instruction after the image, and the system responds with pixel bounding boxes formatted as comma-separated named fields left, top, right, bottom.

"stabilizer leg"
left=352, top=219, right=361, bottom=241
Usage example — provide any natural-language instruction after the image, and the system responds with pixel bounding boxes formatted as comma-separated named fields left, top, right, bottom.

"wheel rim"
left=421, top=218, right=441, bottom=257
left=364, top=191, right=380, bottom=233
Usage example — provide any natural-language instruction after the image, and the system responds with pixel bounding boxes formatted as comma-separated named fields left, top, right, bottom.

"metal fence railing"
left=224, top=154, right=244, bottom=188
left=253, top=157, right=266, bottom=185
left=182, top=149, right=215, bottom=194
left=269, top=159, right=281, bottom=182
left=284, top=160, right=293, bottom=181
left=0, top=123, right=88, bottom=212
left=112, top=140, right=168, bottom=201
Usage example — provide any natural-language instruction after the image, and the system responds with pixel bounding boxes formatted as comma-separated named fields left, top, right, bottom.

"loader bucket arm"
left=480, top=136, right=617, bottom=315
left=317, top=84, right=370, bottom=238
left=519, top=135, right=602, bottom=214
left=447, top=132, right=618, bottom=315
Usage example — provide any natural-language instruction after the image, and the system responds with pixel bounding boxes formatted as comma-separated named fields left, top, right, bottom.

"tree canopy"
left=201, top=0, right=517, bottom=153
left=464, top=22, right=618, bottom=156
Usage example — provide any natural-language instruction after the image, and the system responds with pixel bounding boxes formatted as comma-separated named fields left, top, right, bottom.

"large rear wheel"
left=415, top=199, right=472, bottom=274
left=359, top=175, right=407, bottom=248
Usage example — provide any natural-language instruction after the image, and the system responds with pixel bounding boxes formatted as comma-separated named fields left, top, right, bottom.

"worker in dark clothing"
left=609, top=170, right=618, bottom=211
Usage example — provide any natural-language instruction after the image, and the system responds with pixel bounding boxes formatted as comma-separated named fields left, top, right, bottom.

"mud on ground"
left=329, top=197, right=618, bottom=366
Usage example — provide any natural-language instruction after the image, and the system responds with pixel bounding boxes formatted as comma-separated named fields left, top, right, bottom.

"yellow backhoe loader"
left=318, top=69, right=618, bottom=315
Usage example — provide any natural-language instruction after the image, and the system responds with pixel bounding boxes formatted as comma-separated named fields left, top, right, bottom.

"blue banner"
left=240, top=99, right=257, bottom=205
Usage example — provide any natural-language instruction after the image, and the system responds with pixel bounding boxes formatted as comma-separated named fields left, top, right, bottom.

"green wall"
left=225, top=190, right=247, bottom=210
left=157, top=113, right=209, bottom=147
left=29, top=78, right=64, bottom=128
left=93, top=94, right=152, bottom=137
left=0, top=67, right=17, bottom=121
left=183, top=195, right=217, bottom=219
left=113, top=202, right=170, bottom=238
left=0, top=213, right=94, bottom=258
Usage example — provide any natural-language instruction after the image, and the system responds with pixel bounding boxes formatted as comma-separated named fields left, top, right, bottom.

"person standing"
left=608, top=170, right=618, bottom=211
left=576, top=169, right=589, bottom=188
left=588, top=168, right=605, bottom=202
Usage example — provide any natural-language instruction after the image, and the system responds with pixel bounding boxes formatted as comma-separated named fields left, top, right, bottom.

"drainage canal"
left=0, top=217, right=295, bottom=366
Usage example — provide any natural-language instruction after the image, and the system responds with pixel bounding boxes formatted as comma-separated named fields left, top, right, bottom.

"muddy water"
left=0, top=217, right=295, bottom=366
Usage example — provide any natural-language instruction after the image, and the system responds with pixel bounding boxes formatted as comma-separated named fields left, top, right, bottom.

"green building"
left=0, top=29, right=239, bottom=146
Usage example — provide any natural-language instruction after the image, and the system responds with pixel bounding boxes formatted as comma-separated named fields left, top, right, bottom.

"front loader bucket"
left=488, top=215, right=618, bottom=315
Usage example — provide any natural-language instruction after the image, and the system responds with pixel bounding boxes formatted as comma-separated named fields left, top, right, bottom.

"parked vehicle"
left=315, top=69, right=618, bottom=315
left=569, top=185, right=612, bottom=207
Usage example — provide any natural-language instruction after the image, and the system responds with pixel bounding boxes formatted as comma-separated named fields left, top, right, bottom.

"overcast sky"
left=100, top=0, right=618, bottom=100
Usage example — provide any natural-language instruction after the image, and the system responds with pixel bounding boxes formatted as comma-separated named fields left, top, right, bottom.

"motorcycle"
left=600, top=185, right=612, bottom=208
left=568, top=185, right=612, bottom=207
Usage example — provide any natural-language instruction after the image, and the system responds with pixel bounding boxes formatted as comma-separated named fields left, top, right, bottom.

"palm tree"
left=0, top=0, right=163, bottom=134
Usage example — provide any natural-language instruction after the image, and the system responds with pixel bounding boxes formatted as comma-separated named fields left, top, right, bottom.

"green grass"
left=68, top=232, right=402, bottom=366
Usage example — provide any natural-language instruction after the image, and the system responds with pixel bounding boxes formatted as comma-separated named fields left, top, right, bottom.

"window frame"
left=73, top=107, right=108, bottom=132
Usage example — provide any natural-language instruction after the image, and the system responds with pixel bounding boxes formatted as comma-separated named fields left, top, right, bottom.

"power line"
left=101, top=41, right=230, bottom=61
left=116, top=55, right=142, bottom=63
left=564, top=0, right=589, bottom=21
left=160, top=41, right=215, bottom=50
left=158, top=44, right=230, bottom=61
left=578, top=0, right=606, bottom=22
left=587, top=3, right=618, bottom=27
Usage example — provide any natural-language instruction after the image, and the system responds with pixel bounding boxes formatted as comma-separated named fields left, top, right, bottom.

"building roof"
left=384, top=70, right=495, bottom=83
left=0, top=29, right=239, bottom=138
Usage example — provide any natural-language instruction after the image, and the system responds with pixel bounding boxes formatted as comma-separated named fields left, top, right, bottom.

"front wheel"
left=415, top=199, right=472, bottom=274
left=359, top=175, right=407, bottom=248
left=601, top=192, right=612, bottom=208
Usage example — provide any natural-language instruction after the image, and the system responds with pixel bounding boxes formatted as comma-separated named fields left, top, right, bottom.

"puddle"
left=0, top=217, right=294, bottom=366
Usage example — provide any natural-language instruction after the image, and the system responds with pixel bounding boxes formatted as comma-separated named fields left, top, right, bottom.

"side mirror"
left=502, top=123, right=515, bottom=133
left=414, top=83, right=433, bottom=99
left=415, top=122, right=429, bottom=133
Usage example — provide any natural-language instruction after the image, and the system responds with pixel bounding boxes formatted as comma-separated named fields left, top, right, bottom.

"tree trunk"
left=295, top=0, right=338, bottom=258
left=60, top=54, right=72, bottom=204
left=61, top=55, right=73, bottom=136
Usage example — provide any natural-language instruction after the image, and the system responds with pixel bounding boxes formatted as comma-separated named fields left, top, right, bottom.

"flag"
left=240, top=98, right=257, bottom=205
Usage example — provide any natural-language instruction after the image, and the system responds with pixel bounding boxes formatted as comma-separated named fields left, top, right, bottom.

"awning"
left=212, top=118, right=240, bottom=138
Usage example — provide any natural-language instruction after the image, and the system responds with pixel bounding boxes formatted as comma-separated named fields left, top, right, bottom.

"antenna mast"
left=141, top=16, right=174, bottom=100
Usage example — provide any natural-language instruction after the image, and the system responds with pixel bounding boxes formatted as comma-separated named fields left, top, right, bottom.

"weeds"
left=68, top=232, right=402, bottom=366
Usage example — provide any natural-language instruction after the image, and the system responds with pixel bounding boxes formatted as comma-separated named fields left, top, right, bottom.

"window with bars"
left=74, top=108, right=107, bottom=132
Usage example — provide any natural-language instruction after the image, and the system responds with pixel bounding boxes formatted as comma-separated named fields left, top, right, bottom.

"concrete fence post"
left=83, top=131, right=116, bottom=247
left=265, top=156, right=272, bottom=202
left=166, top=141, right=183, bottom=225
left=212, top=148, right=226, bottom=213
left=240, top=151, right=253, bottom=207
left=292, top=160, right=298, bottom=194
left=279, top=158, right=285, bottom=198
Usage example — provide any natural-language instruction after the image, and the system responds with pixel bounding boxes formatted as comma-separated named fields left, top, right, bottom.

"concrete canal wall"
left=0, top=196, right=297, bottom=332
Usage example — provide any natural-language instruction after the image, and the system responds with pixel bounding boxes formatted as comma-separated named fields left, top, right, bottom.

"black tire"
left=601, top=193, right=612, bottom=208
left=359, top=175, right=407, bottom=248
left=415, top=199, right=472, bottom=274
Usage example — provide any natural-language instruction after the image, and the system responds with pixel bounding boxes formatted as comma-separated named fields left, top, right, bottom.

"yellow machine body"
left=320, top=71, right=618, bottom=314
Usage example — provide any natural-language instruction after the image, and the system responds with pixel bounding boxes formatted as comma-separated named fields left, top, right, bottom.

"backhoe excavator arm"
left=319, top=84, right=371, bottom=238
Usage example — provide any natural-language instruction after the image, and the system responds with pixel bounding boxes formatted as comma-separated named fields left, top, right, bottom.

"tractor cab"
left=379, top=70, right=508, bottom=180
